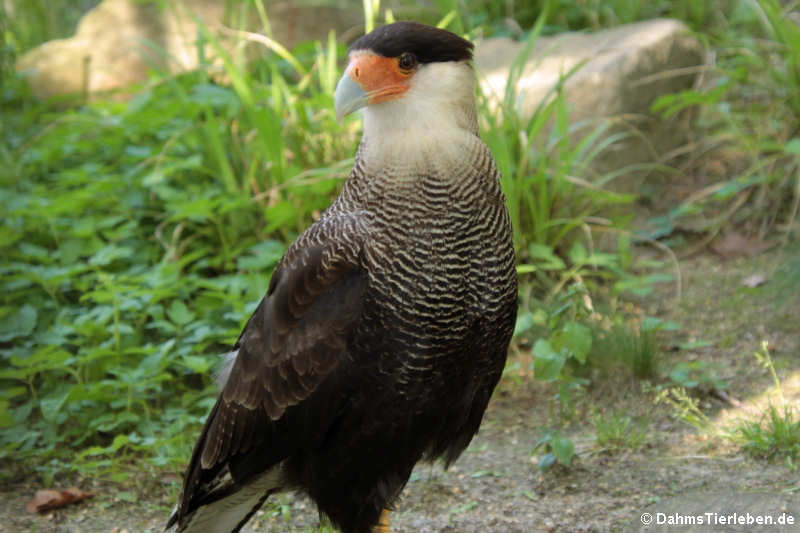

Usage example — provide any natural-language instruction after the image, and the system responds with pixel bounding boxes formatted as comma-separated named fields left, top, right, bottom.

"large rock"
left=18, top=10, right=703, bottom=187
left=475, top=19, right=704, bottom=190
left=15, top=0, right=361, bottom=101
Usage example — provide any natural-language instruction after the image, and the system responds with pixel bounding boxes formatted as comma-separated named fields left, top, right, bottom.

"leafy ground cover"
left=1, top=12, right=357, bottom=480
left=1, top=0, right=799, bottom=530
left=1, top=242, right=798, bottom=531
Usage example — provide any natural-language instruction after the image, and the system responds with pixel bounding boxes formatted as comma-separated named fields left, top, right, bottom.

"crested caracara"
left=166, top=21, right=517, bottom=533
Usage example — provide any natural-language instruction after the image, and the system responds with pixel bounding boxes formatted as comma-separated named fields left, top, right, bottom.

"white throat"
left=360, top=61, right=479, bottom=174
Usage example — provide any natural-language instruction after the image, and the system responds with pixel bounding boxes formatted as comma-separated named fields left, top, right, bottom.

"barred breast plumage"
left=167, top=21, right=517, bottom=533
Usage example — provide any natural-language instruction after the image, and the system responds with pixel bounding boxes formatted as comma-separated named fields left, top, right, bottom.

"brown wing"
left=173, top=213, right=368, bottom=527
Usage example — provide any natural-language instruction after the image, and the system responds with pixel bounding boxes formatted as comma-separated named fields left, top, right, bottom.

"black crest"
left=349, top=21, right=474, bottom=63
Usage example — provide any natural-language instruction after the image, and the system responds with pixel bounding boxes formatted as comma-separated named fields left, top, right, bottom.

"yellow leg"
left=372, top=508, right=391, bottom=533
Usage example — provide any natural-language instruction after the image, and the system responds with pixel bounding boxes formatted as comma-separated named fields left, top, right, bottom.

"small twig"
left=710, top=388, right=743, bottom=408
left=629, top=65, right=713, bottom=88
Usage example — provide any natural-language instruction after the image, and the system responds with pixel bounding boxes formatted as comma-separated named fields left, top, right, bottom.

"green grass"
left=654, top=386, right=715, bottom=435
left=592, top=323, right=660, bottom=379
left=734, top=341, right=800, bottom=466
left=593, top=410, right=649, bottom=451
left=737, top=405, right=800, bottom=466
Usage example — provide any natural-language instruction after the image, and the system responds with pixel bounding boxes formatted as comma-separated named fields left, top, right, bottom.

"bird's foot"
left=372, top=508, right=391, bottom=533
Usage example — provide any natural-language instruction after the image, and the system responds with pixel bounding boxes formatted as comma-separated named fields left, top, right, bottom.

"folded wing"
left=169, top=213, right=369, bottom=532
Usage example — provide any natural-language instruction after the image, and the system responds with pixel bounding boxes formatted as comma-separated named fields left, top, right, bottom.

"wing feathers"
left=176, top=214, right=369, bottom=527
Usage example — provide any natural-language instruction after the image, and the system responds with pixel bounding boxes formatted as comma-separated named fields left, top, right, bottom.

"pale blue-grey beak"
left=334, top=73, right=369, bottom=122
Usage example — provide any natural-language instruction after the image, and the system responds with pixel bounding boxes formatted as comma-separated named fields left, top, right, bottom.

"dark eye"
left=398, top=52, right=417, bottom=71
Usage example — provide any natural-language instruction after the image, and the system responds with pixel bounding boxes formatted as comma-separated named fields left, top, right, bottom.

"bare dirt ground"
left=2, top=244, right=798, bottom=533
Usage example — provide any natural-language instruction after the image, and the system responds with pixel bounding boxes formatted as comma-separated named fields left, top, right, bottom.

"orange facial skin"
left=346, top=52, right=415, bottom=104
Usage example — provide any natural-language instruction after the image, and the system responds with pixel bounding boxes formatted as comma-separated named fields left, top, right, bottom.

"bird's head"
left=334, top=22, right=477, bottom=136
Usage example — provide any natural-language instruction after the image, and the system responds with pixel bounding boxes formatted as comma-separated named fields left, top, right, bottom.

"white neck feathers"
left=359, top=61, right=479, bottom=174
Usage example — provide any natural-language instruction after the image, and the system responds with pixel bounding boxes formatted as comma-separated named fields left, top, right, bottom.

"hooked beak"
left=333, top=52, right=414, bottom=122
left=334, top=72, right=369, bottom=122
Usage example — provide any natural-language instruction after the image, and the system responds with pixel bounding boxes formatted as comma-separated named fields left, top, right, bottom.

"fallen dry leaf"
left=26, top=486, right=95, bottom=513
left=711, top=232, right=776, bottom=258
left=742, top=273, right=767, bottom=288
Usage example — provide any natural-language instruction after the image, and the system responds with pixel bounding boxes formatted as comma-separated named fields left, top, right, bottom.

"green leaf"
left=527, top=243, right=566, bottom=270
left=679, top=340, right=712, bottom=350
left=10, top=346, right=71, bottom=371
left=538, top=453, right=556, bottom=470
left=550, top=435, right=575, bottom=466
left=89, top=244, right=133, bottom=266
left=0, top=304, right=37, bottom=342
left=531, top=308, right=548, bottom=326
left=264, top=201, right=299, bottom=233
left=532, top=339, right=565, bottom=382
left=513, top=311, right=534, bottom=337
left=167, top=300, right=194, bottom=326
left=552, top=322, right=591, bottom=364
left=0, top=400, right=14, bottom=428
left=111, top=434, right=131, bottom=452
left=189, top=83, right=238, bottom=109
left=785, top=138, right=800, bottom=155
left=0, top=386, right=27, bottom=401
left=641, top=215, right=674, bottom=241
left=651, top=83, right=730, bottom=118
left=641, top=317, right=680, bottom=332
left=182, top=355, right=212, bottom=374
left=614, top=273, right=674, bottom=297
left=237, top=240, right=285, bottom=272
left=40, top=387, right=71, bottom=422
left=567, top=241, right=587, bottom=264
left=669, top=365, right=689, bottom=385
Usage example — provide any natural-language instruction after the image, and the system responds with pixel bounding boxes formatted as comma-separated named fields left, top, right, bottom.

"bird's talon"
left=372, top=508, right=391, bottom=533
